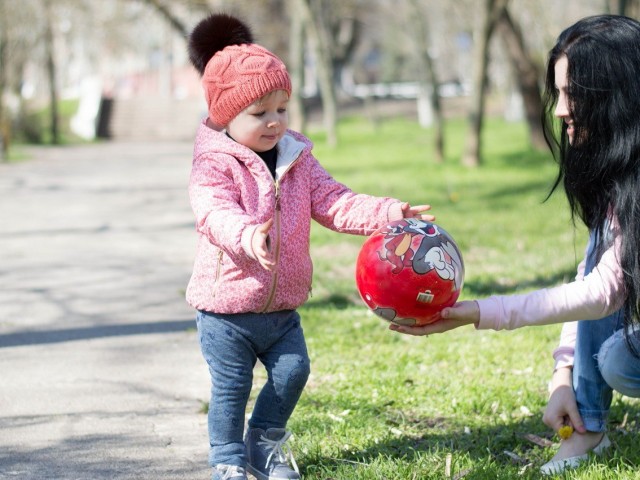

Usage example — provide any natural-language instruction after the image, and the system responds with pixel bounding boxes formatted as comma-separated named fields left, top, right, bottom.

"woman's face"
left=554, top=55, right=575, bottom=144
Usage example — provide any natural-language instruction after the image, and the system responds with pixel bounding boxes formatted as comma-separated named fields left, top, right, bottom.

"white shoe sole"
left=540, top=433, right=611, bottom=475
left=246, top=464, right=299, bottom=480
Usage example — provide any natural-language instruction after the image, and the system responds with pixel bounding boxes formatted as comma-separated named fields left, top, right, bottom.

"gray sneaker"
left=212, top=464, right=247, bottom=480
left=245, top=428, right=300, bottom=480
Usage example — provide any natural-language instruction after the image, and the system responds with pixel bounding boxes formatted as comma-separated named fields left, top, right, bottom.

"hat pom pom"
left=188, top=13, right=254, bottom=75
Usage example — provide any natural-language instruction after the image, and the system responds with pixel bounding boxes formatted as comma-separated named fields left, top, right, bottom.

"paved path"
left=0, top=142, right=213, bottom=479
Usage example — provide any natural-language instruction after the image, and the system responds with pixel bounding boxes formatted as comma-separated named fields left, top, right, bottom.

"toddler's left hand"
left=252, top=219, right=275, bottom=271
left=402, top=203, right=435, bottom=222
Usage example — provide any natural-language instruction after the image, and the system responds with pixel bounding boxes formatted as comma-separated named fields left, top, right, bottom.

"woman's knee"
left=598, top=331, right=640, bottom=397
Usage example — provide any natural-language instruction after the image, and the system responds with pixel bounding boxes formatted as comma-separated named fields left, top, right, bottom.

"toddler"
left=186, top=13, right=432, bottom=480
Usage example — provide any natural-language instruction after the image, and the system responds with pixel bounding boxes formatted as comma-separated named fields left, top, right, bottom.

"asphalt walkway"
left=0, top=142, right=214, bottom=479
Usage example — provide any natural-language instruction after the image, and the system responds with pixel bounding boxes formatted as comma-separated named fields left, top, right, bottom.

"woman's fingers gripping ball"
left=389, top=301, right=480, bottom=336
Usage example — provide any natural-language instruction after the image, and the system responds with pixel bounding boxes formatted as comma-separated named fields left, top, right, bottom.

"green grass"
left=10, top=98, right=85, bottom=147
left=248, top=116, right=640, bottom=479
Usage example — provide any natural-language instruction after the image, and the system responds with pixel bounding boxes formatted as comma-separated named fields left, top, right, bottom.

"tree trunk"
left=43, top=0, right=59, bottom=145
left=143, top=0, right=189, bottom=37
left=407, top=0, right=444, bottom=164
left=328, top=16, right=360, bottom=98
left=0, top=0, right=9, bottom=160
left=292, top=0, right=338, bottom=147
left=497, top=6, right=546, bottom=150
left=462, top=0, right=506, bottom=167
left=138, top=0, right=214, bottom=37
left=604, top=2, right=640, bottom=24
left=288, top=0, right=307, bottom=133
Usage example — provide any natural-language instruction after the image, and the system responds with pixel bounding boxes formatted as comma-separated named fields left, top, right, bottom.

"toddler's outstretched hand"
left=252, top=218, right=275, bottom=271
left=389, top=300, right=479, bottom=336
left=401, top=203, right=436, bottom=222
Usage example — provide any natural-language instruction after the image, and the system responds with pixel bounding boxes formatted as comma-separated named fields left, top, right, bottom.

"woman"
left=391, top=14, right=640, bottom=475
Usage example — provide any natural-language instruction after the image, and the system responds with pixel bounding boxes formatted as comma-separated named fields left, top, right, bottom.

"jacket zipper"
left=262, top=181, right=282, bottom=311
left=260, top=145, right=305, bottom=312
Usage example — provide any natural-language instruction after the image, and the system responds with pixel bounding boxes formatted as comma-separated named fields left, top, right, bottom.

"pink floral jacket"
left=186, top=120, right=404, bottom=314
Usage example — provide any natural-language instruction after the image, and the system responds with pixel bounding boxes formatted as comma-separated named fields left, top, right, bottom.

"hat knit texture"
left=203, top=44, right=291, bottom=127
left=188, top=13, right=291, bottom=128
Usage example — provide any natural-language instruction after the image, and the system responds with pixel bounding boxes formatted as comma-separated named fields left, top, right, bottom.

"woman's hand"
left=401, top=203, right=436, bottom=222
left=542, top=367, right=586, bottom=435
left=389, top=301, right=479, bottom=336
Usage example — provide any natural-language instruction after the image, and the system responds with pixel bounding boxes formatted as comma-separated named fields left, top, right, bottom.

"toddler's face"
left=226, top=90, right=289, bottom=152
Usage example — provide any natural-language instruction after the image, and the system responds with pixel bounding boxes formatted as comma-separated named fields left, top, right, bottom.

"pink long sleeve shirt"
left=475, top=221, right=625, bottom=370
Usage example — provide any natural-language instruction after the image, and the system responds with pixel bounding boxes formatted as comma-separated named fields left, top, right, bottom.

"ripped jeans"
left=196, top=309, right=310, bottom=467
left=573, top=317, right=640, bottom=432
left=573, top=229, right=640, bottom=431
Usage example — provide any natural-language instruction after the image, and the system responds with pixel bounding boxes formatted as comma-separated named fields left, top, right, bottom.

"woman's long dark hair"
left=542, top=15, right=640, bottom=354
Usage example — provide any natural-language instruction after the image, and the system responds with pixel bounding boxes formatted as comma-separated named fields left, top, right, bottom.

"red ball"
left=355, top=219, right=464, bottom=326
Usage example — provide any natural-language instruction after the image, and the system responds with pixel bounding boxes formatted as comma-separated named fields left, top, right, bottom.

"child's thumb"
left=258, top=218, right=274, bottom=233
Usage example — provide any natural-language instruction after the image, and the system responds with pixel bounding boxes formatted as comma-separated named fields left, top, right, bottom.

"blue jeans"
left=599, top=327, right=640, bottom=398
left=196, top=309, right=310, bottom=467
left=573, top=230, right=640, bottom=431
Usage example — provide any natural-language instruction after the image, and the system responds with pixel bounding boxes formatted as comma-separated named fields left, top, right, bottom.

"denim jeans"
left=598, top=327, right=640, bottom=398
left=573, top=229, right=640, bottom=431
left=196, top=309, right=310, bottom=467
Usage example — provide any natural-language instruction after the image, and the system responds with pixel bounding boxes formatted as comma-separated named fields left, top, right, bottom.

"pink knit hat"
left=188, top=14, right=292, bottom=128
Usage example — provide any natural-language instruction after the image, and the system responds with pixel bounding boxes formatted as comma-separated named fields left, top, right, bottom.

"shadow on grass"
left=296, top=397, right=639, bottom=479
left=491, top=149, right=555, bottom=169
left=304, top=293, right=357, bottom=310
left=304, top=265, right=578, bottom=311
left=298, top=405, right=551, bottom=478
left=477, top=179, right=553, bottom=206
left=463, top=266, right=577, bottom=297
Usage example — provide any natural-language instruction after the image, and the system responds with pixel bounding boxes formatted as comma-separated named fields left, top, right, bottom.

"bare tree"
left=42, top=0, right=60, bottom=145
left=291, top=0, right=338, bottom=146
left=462, top=0, right=506, bottom=167
left=497, top=5, right=545, bottom=150
left=0, top=1, right=39, bottom=151
left=142, top=0, right=190, bottom=37
left=405, top=0, right=444, bottom=163
left=325, top=7, right=360, bottom=97
left=288, top=4, right=307, bottom=132
left=137, top=0, right=312, bottom=134
left=609, top=0, right=640, bottom=15
left=0, top=0, right=8, bottom=160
